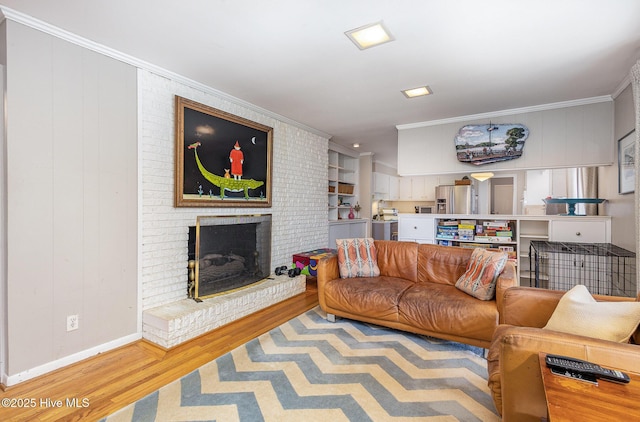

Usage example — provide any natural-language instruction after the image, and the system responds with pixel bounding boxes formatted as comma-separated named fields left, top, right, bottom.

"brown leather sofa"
left=316, top=240, right=518, bottom=349
left=487, top=286, right=640, bottom=421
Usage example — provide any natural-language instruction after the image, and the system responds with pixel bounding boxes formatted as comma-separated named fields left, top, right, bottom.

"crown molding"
left=612, top=74, right=631, bottom=99
left=396, top=95, right=613, bottom=130
left=0, top=6, right=331, bottom=140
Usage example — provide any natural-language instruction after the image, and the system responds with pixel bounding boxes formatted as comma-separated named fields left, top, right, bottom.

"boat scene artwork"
left=455, top=123, right=529, bottom=165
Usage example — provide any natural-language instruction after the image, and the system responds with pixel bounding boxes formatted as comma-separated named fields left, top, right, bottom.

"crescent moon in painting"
left=251, top=137, right=256, bottom=145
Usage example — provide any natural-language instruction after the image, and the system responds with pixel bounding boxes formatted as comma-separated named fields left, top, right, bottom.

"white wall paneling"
left=4, top=21, right=138, bottom=381
left=397, top=99, right=614, bottom=176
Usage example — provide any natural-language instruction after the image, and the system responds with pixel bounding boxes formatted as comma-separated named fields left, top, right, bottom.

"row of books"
left=436, top=219, right=514, bottom=242
left=436, top=240, right=517, bottom=262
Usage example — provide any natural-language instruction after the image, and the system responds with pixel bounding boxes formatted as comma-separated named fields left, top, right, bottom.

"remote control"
left=546, top=354, right=630, bottom=384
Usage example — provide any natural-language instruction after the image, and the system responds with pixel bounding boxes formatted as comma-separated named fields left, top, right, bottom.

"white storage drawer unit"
left=549, top=219, right=609, bottom=243
left=398, top=216, right=435, bottom=244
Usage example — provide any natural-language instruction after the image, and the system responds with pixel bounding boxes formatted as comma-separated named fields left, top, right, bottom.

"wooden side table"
left=539, top=352, right=640, bottom=421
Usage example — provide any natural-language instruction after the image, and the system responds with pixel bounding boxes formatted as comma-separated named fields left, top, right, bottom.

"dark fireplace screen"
left=189, top=214, right=271, bottom=299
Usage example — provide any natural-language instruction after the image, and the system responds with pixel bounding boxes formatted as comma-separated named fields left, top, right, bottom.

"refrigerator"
left=453, top=185, right=473, bottom=214
left=436, top=185, right=475, bottom=214
left=435, top=185, right=453, bottom=214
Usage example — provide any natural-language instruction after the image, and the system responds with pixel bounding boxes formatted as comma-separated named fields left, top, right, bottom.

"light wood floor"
left=0, top=279, right=319, bottom=422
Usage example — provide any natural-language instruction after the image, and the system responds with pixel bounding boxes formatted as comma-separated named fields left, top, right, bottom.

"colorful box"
left=293, top=248, right=337, bottom=276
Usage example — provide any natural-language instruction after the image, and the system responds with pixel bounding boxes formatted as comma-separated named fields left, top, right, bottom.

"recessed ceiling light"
left=345, top=21, right=394, bottom=50
left=402, top=86, right=432, bottom=98
left=353, top=143, right=360, bottom=148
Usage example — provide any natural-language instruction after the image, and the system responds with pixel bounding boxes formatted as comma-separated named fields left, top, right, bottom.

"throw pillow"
left=543, top=284, right=640, bottom=343
left=455, top=248, right=508, bottom=300
left=336, top=238, right=381, bottom=278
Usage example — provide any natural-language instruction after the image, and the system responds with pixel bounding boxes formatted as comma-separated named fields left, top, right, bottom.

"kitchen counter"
left=398, top=213, right=611, bottom=221
left=372, top=220, right=398, bottom=240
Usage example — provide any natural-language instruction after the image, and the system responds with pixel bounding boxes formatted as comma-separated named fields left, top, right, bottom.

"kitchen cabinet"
left=396, top=176, right=435, bottom=201
left=398, top=215, right=435, bottom=243
left=399, top=177, right=412, bottom=199
left=549, top=219, right=609, bottom=243
left=389, top=175, right=399, bottom=200
left=372, top=172, right=390, bottom=196
left=422, top=177, right=436, bottom=201
left=411, top=177, right=426, bottom=200
left=372, top=172, right=400, bottom=200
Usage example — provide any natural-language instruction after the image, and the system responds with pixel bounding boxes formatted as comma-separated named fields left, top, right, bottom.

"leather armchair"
left=487, top=286, right=640, bottom=421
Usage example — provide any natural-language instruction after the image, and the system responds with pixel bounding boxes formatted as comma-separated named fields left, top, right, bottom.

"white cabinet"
left=398, top=215, right=435, bottom=244
left=396, top=176, right=435, bottom=201
left=422, top=177, right=436, bottom=201
left=329, top=220, right=367, bottom=247
left=411, top=177, right=427, bottom=200
left=373, top=172, right=400, bottom=200
left=372, top=172, right=390, bottom=196
left=399, top=177, right=412, bottom=199
left=549, top=219, right=609, bottom=243
left=389, top=175, right=399, bottom=200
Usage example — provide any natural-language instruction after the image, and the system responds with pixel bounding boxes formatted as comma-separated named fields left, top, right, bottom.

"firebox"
left=189, top=214, right=272, bottom=300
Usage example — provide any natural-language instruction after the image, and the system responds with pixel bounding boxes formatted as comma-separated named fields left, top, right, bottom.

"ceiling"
left=1, top=0, right=639, bottom=169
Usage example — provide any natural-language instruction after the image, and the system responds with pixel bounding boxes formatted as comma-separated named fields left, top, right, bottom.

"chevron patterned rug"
left=103, top=307, right=499, bottom=421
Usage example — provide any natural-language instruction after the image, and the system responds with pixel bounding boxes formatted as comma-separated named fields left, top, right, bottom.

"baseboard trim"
left=3, top=333, right=141, bottom=387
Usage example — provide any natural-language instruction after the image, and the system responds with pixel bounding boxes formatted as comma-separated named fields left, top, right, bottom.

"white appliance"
left=415, top=206, right=434, bottom=214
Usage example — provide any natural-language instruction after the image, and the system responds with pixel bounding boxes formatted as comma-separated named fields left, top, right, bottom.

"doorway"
left=491, top=177, right=515, bottom=214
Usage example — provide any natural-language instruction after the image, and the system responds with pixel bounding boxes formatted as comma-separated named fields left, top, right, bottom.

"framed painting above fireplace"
left=175, top=96, right=273, bottom=207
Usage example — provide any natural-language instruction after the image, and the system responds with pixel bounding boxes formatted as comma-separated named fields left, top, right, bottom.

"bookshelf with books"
left=435, top=218, right=518, bottom=264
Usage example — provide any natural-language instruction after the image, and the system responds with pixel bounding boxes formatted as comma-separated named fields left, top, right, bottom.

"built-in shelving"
left=434, top=218, right=518, bottom=268
left=328, top=144, right=366, bottom=247
left=518, top=220, right=550, bottom=286
left=398, top=214, right=611, bottom=287
left=328, top=147, right=358, bottom=221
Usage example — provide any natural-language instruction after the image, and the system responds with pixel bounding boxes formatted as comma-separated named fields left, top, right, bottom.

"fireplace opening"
left=189, top=214, right=271, bottom=299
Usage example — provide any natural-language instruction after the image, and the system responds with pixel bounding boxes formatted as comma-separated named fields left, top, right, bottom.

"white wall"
left=397, top=100, right=614, bottom=176
left=603, top=84, right=636, bottom=252
left=2, top=21, right=138, bottom=382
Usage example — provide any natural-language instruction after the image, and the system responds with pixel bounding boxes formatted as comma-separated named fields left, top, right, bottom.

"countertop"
left=398, top=213, right=611, bottom=220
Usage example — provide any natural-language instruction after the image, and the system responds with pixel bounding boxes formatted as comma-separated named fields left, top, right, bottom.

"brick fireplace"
left=142, top=213, right=306, bottom=348
left=142, top=273, right=305, bottom=348
left=189, top=214, right=272, bottom=300
left=139, top=71, right=328, bottom=349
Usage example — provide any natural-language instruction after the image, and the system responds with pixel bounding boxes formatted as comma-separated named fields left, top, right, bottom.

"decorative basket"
left=338, top=184, right=354, bottom=194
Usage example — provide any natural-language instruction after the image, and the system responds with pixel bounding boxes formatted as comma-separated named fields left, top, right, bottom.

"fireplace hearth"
left=189, top=214, right=271, bottom=299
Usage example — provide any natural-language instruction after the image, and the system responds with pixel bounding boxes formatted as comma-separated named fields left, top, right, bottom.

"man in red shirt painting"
left=229, top=141, right=244, bottom=180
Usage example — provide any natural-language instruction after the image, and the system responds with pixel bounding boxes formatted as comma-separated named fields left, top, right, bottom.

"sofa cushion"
left=376, top=240, right=419, bottom=282
left=455, top=248, right=508, bottom=300
left=336, top=238, right=381, bottom=278
left=323, top=276, right=415, bottom=321
left=544, top=284, right=640, bottom=342
left=399, top=283, right=499, bottom=342
left=417, top=244, right=473, bottom=285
